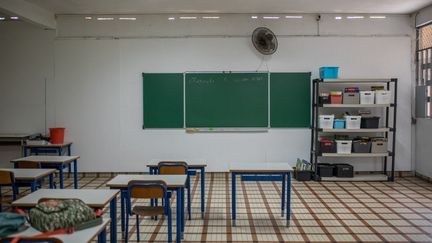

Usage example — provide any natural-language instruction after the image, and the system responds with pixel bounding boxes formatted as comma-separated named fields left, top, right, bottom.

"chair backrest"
left=15, top=161, right=41, bottom=169
left=158, top=161, right=188, bottom=175
left=127, top=180, right=167, bottom=200
left=0, top=170, right=15, bottom=186
left=0, top=238, right=63, bottom=243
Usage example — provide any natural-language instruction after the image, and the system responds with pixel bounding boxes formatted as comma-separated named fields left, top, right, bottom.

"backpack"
left=28, top=199, right=99, bottom=232
left=0, top=212, right=27, bottom=237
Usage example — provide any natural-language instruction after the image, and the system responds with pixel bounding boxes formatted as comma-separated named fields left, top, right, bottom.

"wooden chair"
left=0, top=170, right=18, bottom=212
left=125, top=180, right=172, bottom=243
left=157, top=161, right=191, bottom=219
left=0, top=238, right=63, bottom=243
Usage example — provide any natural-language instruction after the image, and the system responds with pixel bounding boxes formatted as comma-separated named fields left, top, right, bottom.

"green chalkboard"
left=143, top=73, right=184, bottom=128
left=185, top=73, right=268, bottom=127
left=270, top=73, right=311, bottom=127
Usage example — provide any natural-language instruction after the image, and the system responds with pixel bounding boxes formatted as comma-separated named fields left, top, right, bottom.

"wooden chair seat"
left=133, top=205, right=165, bottom=217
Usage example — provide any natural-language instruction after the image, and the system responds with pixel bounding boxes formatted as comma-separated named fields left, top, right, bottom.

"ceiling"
left=25, top=0, right=432, bottom=15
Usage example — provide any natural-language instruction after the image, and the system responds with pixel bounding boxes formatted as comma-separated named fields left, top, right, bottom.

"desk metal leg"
left=181, top=187, right=185, bottom=237
left=110, top=196, right=117, bottom=243
left=30, top=181, right=36, bottom=192
left=73, top=160, right=78, bottom=189
left=281, top=173, right=286, bottom=217
left=187, top=176, right=191, bottom=220
left=121, top=190, right=125, bottom=238
left=49, top=174, right=54, bottom=189
left=200, top=167, right=205, bottom=219
left=231, top=172, right=236, bottom=226
left=176, top=189, right=181, bottom=243
left=287, top=172, right=291, bottom=226
left=98, top=228, right=107, bottom=243
left=59, top=165, right=64, bottom=189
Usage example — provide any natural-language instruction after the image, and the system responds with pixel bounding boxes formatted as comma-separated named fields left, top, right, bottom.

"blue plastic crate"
left=333, top=119, right=345, bottom=129
left=320, top=67, right=339, bottom=79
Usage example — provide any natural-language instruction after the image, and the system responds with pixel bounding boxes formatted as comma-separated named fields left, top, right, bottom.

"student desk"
left=11, top=156, right=79, bottom=189
left=229, top=163, right=293, bottom=226
left=12, top=189, right=119, bottom=243
left=4, top=168, right=56, bottom=192
left=0, top=133, right=40, bottom=155
left=146, top=163, right=207, bottom=219
left=106, top=174, right=187, bottom=243
left=9, top=218, right=110, bottom=243
left=23, top=142, right=73, bottom=156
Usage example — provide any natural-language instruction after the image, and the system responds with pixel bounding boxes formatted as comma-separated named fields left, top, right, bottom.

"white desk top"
left=11, top=218, right=110, bottom=243
left=0, top=133, right=33, bottom=138
left=23, top=142, right=73, bottom=148
left=11, top=156, right=80, bottom=164
left=0, top=168, right=56, bottom=180
left=106, top=174, right=187, bottom=188
left=12, top=189, right=119, bottom=208
left=229, top=162, right=294, bottom=173
left=146, top=162, right=207, bottom=168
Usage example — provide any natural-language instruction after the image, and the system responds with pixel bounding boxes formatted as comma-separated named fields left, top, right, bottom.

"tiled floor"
left=2, top=173, right=432, bottom=242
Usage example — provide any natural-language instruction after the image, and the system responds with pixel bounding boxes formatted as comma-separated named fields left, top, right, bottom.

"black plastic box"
left=361, top=117, right=380, bottom=128
left=319, top=139, right=337, bottom=153
left=294, top=170, right=313, bottom=181
left=352, top=140, right=371, bottom=153
left=318, top=163, right=335, bottom=177
left=334, top=164, right=354, bottom=178
left=319, top=95, right=330, bottom=105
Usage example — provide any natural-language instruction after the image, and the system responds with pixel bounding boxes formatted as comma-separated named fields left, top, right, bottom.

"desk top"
left=0, top=168, right=56, bottom=180
left=106, top=174, right=187, bottom=188
left=10, top=218, right=110, bottom=243
left=23, top=142, right=73, bottom=148
left=0, top=133, right=34, bottom=139
left=11, top=156, right=80, bottom=164
left=12, top=189, right=119, bottom=208
left=229, top=162, right=293, bottom=173
left=146, top=162, right=207, bottom=168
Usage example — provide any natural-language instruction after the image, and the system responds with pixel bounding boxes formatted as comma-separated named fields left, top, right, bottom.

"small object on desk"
left=49, top=127, right=66, bottom=144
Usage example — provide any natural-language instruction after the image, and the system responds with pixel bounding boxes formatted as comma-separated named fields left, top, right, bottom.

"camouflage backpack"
left=29, top=199, right=97, bottom=232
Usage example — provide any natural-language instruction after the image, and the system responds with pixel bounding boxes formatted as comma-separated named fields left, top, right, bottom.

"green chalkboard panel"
left=185, top=73, right=268, bottom=127
left=270, top=72, right=311, bottom=127
left=143, top=73, right=184, bottom=128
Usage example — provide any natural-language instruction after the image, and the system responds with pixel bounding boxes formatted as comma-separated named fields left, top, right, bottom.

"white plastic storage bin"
left=319, top=115, right=335, bottom=129
left=344, top=115, right=361, bottom=129
left=360, top=91, right=375, bottom=104
left=336, top=140, right=352, bottom=154
left=375, top=90, right=392, bottom=104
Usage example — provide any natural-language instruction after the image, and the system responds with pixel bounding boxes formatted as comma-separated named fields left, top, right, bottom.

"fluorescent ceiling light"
left=0, top=17, right=5, bottom=21
left=251, top=16, right=258, bottom=19
left=97, top=17, right=114, bottom=20
left=85, top=17, right=92, bottom=20
left=370, top=16, right=386, bottom=19
left=168, top=17, right=175, bottom=20
left=10, top=16, right=19, bottom=20
left=285, top=15, right=303, bottom=19
left=202, top=16, right=220, bottom=19
left=335, top=16, right=342, bottom=20
left=179, top=16, right=197, bottom=20
left=347, top=16, right=364, bottom=19
left=119, top=17, right=136, bottom=20
left=263, top=16, right=280, bottom=19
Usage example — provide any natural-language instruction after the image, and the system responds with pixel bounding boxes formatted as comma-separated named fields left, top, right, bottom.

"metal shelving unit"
left=310, top=78, right=397, bottom=182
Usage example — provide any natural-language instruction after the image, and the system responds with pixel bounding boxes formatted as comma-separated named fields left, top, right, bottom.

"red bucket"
left=50, top=127, right=65, bottom=144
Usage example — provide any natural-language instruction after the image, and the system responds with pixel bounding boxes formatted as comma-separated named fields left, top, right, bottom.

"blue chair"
left=125, top=180, right=172, bottom=243
left=0, top=170, right=18, bottom=212
left=157, top=161, right=191, bottom=220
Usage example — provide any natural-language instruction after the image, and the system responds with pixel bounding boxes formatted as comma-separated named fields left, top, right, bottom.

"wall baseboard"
left=415, top=172, right=432, bottom=183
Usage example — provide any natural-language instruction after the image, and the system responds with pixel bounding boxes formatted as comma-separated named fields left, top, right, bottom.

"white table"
left=0, top=133, right=40, bottom=155
left=12, top=189, right=119, bottom=243
left=146, top=161, right=207, bottom=218
left=11, top=156, right=79, bottom=189
left=9, top=218, right=110, bottom=243
left=2, top=168, right=56, bottom=191
left=229, top=162, right=293, bottom=226
left=106, top=174, right=187, bottom=243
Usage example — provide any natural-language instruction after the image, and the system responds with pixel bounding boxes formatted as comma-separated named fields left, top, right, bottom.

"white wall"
left=0, top=14, right=414, bottom=172
left=0, top=22, right=54, bottom=167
